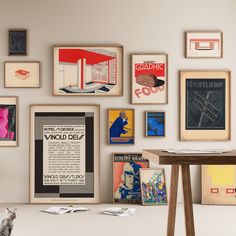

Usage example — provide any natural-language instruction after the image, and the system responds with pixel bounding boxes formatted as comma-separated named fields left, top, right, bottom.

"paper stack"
left=102, top=207, right=136, bottom=217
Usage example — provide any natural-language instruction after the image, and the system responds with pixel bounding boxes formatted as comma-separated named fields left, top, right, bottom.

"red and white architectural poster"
left=186, top=31, right=223, bottom=58
left=131, top=54, right=168, bottom=104
left=53, top=46, right=123, bottom=96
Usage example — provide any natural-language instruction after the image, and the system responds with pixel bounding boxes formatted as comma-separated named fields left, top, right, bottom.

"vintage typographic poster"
left=0, top=96, right=18, bottom=147
left=108, top=109, right=135, bottom=144
left=113, top=153, right=149, bottom=203
left=53, top=46, right=123, bottom=96
left=180, top=70, right=230, bottom=141
left=185, top=31, right=223, bottom=58
left=140, top=168, right=167, bottom=205
left=131, top=54, right=168, bottom=104
left=30, top=105, right=100, bottom=203
left=202, top=165, right=236, bottom=205
left=145, top=111, right=165, bottom=137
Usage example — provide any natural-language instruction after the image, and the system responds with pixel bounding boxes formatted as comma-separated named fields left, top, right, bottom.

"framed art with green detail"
left=0, top=96, right=18, bottom=147
left=140, top=168, right=168, bottom=205
left=29, top=104, right=100, bottom=203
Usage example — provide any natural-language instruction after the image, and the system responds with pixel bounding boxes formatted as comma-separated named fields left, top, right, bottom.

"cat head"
left=5, top=208, right=16, bottom=220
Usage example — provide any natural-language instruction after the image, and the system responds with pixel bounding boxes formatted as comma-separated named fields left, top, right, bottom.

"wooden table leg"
left=181, top=165, right=195, bottom=236
left=167, top=165, right=180, bottom=236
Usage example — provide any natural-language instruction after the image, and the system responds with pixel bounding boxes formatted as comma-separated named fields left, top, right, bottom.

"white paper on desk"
left=42, top=206, right=89, bottom=215
left=165, top=149, right=232, bottom=154
left=102, top=207, right=136, bottom=217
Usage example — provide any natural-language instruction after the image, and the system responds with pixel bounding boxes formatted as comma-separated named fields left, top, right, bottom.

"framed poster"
left=131, top=53, right=168, bottom=104
left=4, top=61, right=40, bottom=88
left=8, top=29, right=27, bottom=56
left=0, top=96, right=18, bottom=147
left=113, top=153, right=149, bottom=203
left=185, top=31, right=223, bottom=58
left=140, top=168, right=167, bottom=205
left=53, top=45, right=123, bottom=96
left=180, top=70, right=231, bottom=141
left=108, top=108, right=135, bottom=145
left=145, top=111, right=165, bottom=137
left=30, top=104, right=100, bottom=203
left=202, top=165, right=236, bottom=205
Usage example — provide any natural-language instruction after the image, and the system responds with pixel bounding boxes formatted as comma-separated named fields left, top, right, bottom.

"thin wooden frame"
left=4, top=61, right=41, bottom=88
left=185, top=31, right=223, bottom=58
left=53, top=45, right=123, bottom=96
left=131, top=53, right=168, bottom=104
left=145, top=111, right=166, bottom=138
left=108, top=108, right=135, bottom=145
left=0, top=96, right=18, bottom=147
left=8, top=29, right=27, bottom=56
left=180, top=70, right=231, bottom=141
left=29, top=104, right=100, bottom=204
left=112, top=152, right=149, bottom=204
left=140, top=168, right=168, bottom=206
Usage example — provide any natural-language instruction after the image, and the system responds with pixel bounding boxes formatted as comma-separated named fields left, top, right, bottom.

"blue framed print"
left=145, top=111, right=165, bottom=137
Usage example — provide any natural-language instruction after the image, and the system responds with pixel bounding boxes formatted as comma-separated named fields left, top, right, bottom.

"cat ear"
left=13, top=208, right=17, bottom=213
left=5, top=208, right=10, bottom=215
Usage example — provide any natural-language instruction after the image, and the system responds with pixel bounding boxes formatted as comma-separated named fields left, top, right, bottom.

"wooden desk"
left=142, top=149, right=236, bottom=236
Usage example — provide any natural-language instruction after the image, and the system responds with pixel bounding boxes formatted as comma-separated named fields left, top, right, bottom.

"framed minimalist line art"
left=53, top=45, right=123, bottom=96
left=185, top=31, right=223, bottom=58
left=4, top=61, right=40, bottom=88
left=108, top=108, right=135, bottom=145
left=140, top=168, right=168, bottom=206
left=145, top=111, right=165, bottom=137
left=180, top=70, right=231, bottom=141
left=131, top=53, right=168, bottom=104
left=113, top=153, right=149, bottom=204
left=29, top=104, right=100, bottom=203
left=202, top=165, right=236, bottom=205
left=8, top=29, right=27, bottom=56
left=0, top=96, right=18, bottom=147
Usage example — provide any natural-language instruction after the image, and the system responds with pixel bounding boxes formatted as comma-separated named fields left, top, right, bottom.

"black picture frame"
left=8, top=29, right=27, bottom=56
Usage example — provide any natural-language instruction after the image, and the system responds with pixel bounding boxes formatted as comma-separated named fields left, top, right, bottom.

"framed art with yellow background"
left=108, top=108, right=135, bottom=144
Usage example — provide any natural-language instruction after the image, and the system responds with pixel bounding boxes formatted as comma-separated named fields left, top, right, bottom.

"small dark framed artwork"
left=145, top=111, right=165, bottom=137
left=8, top=29, right=27, bottom=56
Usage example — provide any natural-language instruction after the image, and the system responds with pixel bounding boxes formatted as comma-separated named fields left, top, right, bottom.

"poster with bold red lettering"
left=131, top=54, right=168, bottom=104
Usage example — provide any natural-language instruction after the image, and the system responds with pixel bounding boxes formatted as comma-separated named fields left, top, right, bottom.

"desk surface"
left=142, top=149, right=236, bottom=165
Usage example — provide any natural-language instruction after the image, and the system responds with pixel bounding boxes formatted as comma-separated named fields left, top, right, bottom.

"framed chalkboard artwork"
left=8, top=29, right=27, bottom=55
left=180, top=70, right=231, bottom=141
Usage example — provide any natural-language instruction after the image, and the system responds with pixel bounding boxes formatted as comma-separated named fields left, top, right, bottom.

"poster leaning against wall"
left=30, top=104, right=100, bottom=203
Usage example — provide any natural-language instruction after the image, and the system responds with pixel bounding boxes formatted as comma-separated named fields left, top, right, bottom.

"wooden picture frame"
left=180, top=70, right=231, bottom=141
left=113, top=153, right=149, bottom=204
left=29, top=104, right=100, bottom=203
left=145, top=111, right=165, bottom=137
left=140, top=168, right=168, bottom=206
left=185, top=31, right=223, bottom=58
left=53, top=45, right=123, bottom=96
left=131, top=53, right=168, bottom=104
left=108, top=108, right=135, bottom=145
left=4, top=61, right=40, bottom=88
left=8, top=29, right=27, bottom=56
left=0, top=96, right=18, bottom=147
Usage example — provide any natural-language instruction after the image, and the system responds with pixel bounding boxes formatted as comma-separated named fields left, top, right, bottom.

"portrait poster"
left=5, top=61, right=40, bottom=88
left=202, top=165, right=236, bottom=205
left=145, top=111, right=165, bottom=137
left=113, top=153, right=149, bottom=203
left=0, top=97, right=18, bottom=147
left=30, top=104, right=100, bottom=203
left=53, top=45, right=123, bottom=96
left=140, top=168, right=167, bottom=205
left=180, top=70, right=230, bottom=141
left=108, top=109, right=135, bottom=145
left=185, top=31, right=223, bottom=58
left=131, top=54, right=168, bottom=104
left=8, top=29, right=27, bottom=56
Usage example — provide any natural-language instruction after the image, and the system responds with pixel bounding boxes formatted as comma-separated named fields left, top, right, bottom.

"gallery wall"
left=0, top=0, right=235, bottom=203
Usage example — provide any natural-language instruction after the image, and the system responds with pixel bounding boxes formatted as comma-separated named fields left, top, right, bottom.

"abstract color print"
left=113, top=153, right=149, bottom=203
left=140, top=169, right=167, bottom=205
left=146, top=112, right=165, bottom=137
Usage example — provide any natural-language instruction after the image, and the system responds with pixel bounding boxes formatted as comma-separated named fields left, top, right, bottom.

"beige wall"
left=0, top=0, right=235, bottom=203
